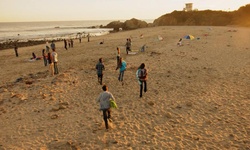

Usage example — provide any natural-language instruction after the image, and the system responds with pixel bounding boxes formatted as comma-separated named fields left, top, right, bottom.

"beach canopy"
left=184, top=35, right=195, bottom=40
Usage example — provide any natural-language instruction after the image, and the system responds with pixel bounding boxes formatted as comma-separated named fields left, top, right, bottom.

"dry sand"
left=0, top=26, right=249, bottom=149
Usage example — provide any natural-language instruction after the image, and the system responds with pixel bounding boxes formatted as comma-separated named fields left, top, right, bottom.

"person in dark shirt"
left=96, top=58, right=105, bottom=85
left=14, top=44, right=18, bottom=57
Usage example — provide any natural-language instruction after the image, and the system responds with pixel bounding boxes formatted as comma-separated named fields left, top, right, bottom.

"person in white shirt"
left=52, top=49, right=59, bottom=74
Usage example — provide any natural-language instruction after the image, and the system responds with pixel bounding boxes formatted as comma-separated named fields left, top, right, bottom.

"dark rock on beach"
left=104, top=18, right=149, bottom=31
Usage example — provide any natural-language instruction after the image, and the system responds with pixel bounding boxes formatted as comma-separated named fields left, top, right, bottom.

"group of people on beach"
left=42, top=41, right=59, bottom=76
left=13, top=36, right=147, bottom=131
left=64, top=39, right=74, bottom=50
left=95, top=41, right=148, bottom=130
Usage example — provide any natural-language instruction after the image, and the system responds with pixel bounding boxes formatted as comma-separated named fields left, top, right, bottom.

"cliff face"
left=232, top=4, right=250, bottom=26
left=153, top=10, right=233, bottom=26
left=104, top=4, right=250, bottom=30
left=153, top=4, right=250, bottom=27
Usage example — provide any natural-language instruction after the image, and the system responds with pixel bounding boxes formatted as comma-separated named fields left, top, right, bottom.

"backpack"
left=138, top=69, right=147, bottom=80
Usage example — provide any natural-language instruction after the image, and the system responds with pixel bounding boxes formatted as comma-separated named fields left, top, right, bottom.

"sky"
left=0, top=0, right=249, bottom=22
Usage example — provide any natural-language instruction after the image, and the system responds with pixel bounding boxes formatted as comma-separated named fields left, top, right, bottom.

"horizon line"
left=0, top=18, right=155, bottom=23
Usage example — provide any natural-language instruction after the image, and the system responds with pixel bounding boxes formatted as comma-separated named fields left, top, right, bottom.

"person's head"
left=102, top=85, right=108, bottom=91
left=99, top=58, right=103, bottom=63
left=140, top=63, right=145, bottom=69
left=42, top=49, right=45, bottom=52
left=119, top=57, right=123, bottom=62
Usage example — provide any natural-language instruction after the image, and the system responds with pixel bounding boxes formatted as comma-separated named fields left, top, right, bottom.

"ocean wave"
left=0, top=20, right=115, bottom=42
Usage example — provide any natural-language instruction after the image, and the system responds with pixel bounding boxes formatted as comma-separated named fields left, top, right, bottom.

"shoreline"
left=0, top=28, right=113, bottom=50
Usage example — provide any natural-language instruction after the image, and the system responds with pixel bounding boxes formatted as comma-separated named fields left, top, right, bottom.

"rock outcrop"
left=104, top=18, right=148, bottom=31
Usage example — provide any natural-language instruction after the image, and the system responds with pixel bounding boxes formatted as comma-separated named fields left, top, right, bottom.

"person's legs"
left=144, top=81, right=147, bottom=92
left=43, top=57, right=47, bottom=66
left=120, top=71, right=124, bottom=81
left=100, top=74, right=103, bottom=85
left=54, top=62, right=59, bottom=74
left=49, top=63, right=54, bottom=76
left=118, top=72, right=121, bottom=81
left=116, top=56, right=120, bottom=67
left=97, top=74, right=100, bottom=83
left=15, top=50, right=18, bottom=57
left=140, top=83, right=143, bottom=97
left=103, top=109, right=109, bottom=129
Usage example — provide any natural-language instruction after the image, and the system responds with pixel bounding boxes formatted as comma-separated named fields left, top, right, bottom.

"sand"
left=0, top=26, right=249, bottom=149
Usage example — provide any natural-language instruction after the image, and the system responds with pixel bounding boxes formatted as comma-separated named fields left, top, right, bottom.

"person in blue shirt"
left=50, top=41, right=56, bottom=50
left=116, top=57, right=127, bottom=85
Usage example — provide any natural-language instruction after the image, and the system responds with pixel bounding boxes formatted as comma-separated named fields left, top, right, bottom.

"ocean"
left=0, top=20, right=118, bottom=43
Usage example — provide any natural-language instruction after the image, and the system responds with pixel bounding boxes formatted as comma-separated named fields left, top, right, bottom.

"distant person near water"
left=136, top=63, right=148, bottom=98
left=116, top=57, right=127, bottom=85
left=50, top=41, right=56, bottom=51
left=47, top=52, right=54, bottom=76
left=14, top=44, right=18, bottom=57
left=52, top=49, right=59, bottom=74
left=46, top=41, right=50, bottom=52
left=64, top=39, right=68, bottom=50
left=42, top=49, right=47, bottom=66
left=96, top=58, right=105, bottom=85
left=96, top=85, right=115, bottom=130
left=79, top=35, right=82, bottom=43
left=68, top=39, right=71, bottom=48
left=70, top=39, right=74, bottom=47
left=87, top=33, right=90, bottom=42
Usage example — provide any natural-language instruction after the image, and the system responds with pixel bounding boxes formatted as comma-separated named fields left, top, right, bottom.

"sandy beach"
left=0, top=26, right=249, bottom=149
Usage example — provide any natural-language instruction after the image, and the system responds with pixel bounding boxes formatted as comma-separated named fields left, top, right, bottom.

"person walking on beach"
left=79, top=35, right=82, bottom=43
left=50, top=41, right=55, bottom=51
left=52, top=49, right=59, bottom=74
left=47, top=52, right=54, bottom=76
left=14, top=44, right=18, bottom=57
left=125, top=38, right=131, bottom=54
left=96, top=58, right=105, bottom=85
left=87, top=33, right=90, bottom=42
left=42, top=49, right=47, bottom=66
left=116, top=57, right=127, bottom=85
left=136, top=63, right=148, bottom=98
left=96, top=85, right=115, bottom=130
left=46, top=41, right=50, bottom=52
left=68, top=39, right=71, bottom=48
left=116, top=47, right=121, bottom=68
left=64, top=39, right=67, bottom=50
left=70, top=39, right=74, bottom=47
